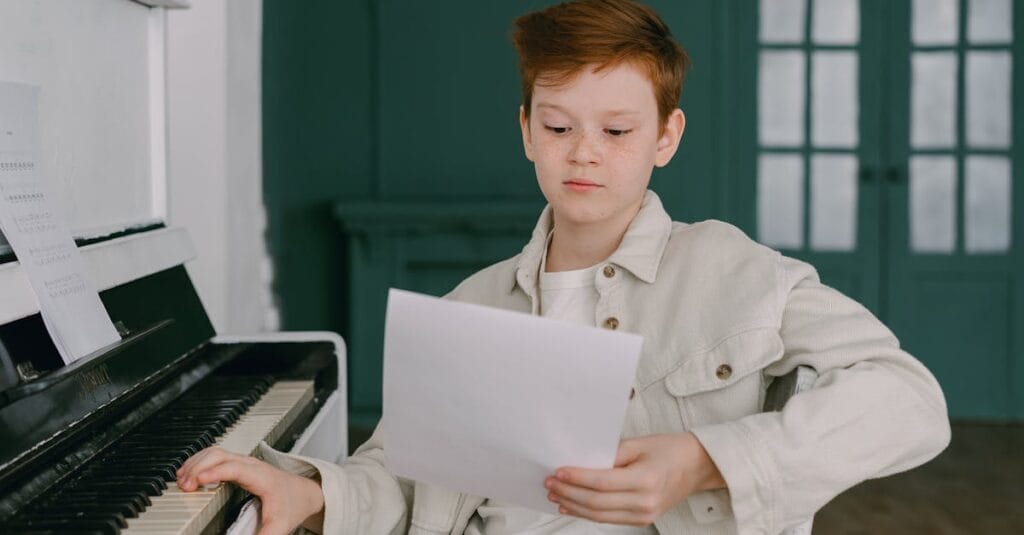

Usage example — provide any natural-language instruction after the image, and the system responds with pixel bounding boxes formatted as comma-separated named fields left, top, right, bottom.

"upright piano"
left=0, top=225, right=348, bottom=534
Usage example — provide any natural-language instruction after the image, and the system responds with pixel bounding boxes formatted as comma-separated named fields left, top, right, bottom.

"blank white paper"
left=382, top=288, right=643, bottom=513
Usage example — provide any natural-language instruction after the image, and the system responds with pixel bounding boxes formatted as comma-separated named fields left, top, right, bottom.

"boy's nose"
left=568, top=131, right=601, bottom=166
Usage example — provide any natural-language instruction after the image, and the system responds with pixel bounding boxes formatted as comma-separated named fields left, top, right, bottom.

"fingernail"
left=544, top=479, right=553, bottom=489
left=559, top=506, right=568, bottom=515
left=548, top=492, right=559, bottom=503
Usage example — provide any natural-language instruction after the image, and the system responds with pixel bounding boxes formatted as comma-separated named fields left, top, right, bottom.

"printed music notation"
left=0, top=81, right=119, bottom=364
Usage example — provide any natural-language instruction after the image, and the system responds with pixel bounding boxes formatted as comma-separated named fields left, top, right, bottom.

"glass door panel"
left=753, top=0, right=881, bottom=308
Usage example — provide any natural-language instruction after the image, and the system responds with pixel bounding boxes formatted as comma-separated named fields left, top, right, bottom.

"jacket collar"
left=511, top=190, right=673, bottom=295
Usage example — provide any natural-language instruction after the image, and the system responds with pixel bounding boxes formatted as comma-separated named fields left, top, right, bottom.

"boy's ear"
left=519, top=105, right=535, bottom=162
left=654, top=108, right=686, bottom=168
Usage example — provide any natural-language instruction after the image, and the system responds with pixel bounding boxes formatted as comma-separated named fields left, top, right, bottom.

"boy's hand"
left=544, top=432, right=726, bottom=527
left=176, top=446, right=325, bottom=535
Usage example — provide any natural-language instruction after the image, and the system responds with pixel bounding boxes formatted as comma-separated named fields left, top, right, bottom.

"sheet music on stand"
left=0, top=81, right=120, bottom=364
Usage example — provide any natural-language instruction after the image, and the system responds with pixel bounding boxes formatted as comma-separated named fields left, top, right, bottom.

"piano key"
left=45, top=500, right=142, bottom=517
left=70, top=479, right=166, bottom=497
left=58, top=491, right=152, bottom=509
left=3, top=517, right=122, bottom=535
left=20, top=507, right=130, bottom=528
left=121, top=380, right=314, bottom=535
left=81, top=465, right=178, bottom=482
left=7, top=528, right=119, bottom=535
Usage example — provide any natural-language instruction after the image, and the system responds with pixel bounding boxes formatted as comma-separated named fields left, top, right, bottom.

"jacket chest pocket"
left=663, top=328, right=784, bottom=429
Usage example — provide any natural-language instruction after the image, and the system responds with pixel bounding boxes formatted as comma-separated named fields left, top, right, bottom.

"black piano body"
left=0, top=225, right=348, bottom=533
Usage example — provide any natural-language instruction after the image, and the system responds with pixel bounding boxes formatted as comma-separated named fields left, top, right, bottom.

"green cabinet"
left=333, top=201, right=540, bottom=428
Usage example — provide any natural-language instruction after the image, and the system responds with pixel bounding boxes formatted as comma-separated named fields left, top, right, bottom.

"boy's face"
left=519, top=62, right=685, bottom=231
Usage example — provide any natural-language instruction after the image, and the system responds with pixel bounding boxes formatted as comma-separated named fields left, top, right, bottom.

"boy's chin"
left=550, top=201, right=622, bottom=228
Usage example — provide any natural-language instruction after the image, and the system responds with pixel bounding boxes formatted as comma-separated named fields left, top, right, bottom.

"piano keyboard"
left=121, top=380, right=313, bottom=534
left=3, top=375, right=314, bottom=535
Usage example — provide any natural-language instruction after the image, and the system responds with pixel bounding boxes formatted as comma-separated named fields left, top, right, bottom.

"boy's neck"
left=544, top=205, right=641, bottom=272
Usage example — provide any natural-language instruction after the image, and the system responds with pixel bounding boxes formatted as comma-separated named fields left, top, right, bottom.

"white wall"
left=165, top=0, right=277, bottom=333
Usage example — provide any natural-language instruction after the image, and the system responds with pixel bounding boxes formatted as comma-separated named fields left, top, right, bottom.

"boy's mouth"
left=563, top=179, right=603, bottom=192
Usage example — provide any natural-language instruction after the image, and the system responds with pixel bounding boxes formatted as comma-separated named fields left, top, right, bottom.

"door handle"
left=885, top=166, right=901, bottom=183
left=859, top=166, right=875, bottom=183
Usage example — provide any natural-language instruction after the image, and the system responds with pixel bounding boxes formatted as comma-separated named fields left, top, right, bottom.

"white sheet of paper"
left=0, top=82, right=120, bottom=363
left=382, top=288, right=643, bottom=513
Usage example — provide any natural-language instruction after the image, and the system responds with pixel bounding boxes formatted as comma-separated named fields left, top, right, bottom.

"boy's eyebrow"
left=535, top=102, right=641, bottom=117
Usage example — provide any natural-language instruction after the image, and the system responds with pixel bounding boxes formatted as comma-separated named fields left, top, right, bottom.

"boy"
left=176, top=1, right=951, bottom=533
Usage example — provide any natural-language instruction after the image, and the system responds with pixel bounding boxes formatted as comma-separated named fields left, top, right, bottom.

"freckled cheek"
left=531, top=144, right=570, bottom=183
left=602, top=145, right=646, bottom=180
left=534, top=141, right=567, bottom=162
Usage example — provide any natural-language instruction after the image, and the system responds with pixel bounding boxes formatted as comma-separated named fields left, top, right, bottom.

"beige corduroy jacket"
left=261, top=190, right=951, bottom=534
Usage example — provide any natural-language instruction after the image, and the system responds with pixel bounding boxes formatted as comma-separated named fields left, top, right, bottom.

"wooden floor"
left=814, top=422, right=1024, bottom=534
left=349, top=422, right=1024, bottom=534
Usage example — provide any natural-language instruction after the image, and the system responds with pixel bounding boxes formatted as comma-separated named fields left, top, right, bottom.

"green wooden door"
left=733, top=0, right=885, bottom=311
left=885, top=0, right=1023, bottom=421
left=739, top=0, right=1022, bottom=421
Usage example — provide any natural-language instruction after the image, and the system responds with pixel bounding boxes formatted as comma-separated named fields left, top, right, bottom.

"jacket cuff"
left=258, top=441, right=352, bottom=534
left=690, top=421, right=779, bottom=534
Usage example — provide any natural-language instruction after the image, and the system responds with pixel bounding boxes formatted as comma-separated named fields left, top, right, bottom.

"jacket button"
left=629, top=387, right=636, bottom=400
left=603, top=317, right=619, bottom=330
left=716, top=364, right=732, bottom=380
left=603, top=265, right=616, bottom=278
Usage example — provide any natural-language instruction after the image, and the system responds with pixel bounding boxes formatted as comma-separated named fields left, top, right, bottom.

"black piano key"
left=49, top=500, right=141, bottom=517
left=0, top=531, right=111, bottom=535
left=2, top=518, right=120, bottom=535
left=136, top=420, right=228, bottom=435
left=69, top=479, right=165, bottom=497
left=78, top=465, right=177, bottom=483
left=107, top=452, right=189, bottom=469
left=74, top=471, right=168, bottom=486
left=57, top=491, right=151, bottom=509
left=107, top=444, right=201, bottom=456
left=20, top=508, right=129, bottom=528
left=117, top=436, right=209, bottom=447
left=158, top=415, right=235, bottom=429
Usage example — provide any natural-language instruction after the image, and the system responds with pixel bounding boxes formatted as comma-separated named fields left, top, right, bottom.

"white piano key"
left=121, top=380, right=314, bottom=535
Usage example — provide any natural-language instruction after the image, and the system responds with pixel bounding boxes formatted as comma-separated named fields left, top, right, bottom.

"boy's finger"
left=178, top=450, right=249, bottom=490
left=177, top=446, right=221, bottom=477
left=193, top=458, right=266, bottom=494
left=555, top=494, right=647, bottom=526
left=553, top=465, right=640, bottom=492
left=178, top=448, right=229, bottom=484
left=546, top=481, right=641, bottom=512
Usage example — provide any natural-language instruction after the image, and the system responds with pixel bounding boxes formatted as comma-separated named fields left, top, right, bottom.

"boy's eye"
left=545, top=126, right=570, bottom=134
left=605, top=129, right=632, bottom=137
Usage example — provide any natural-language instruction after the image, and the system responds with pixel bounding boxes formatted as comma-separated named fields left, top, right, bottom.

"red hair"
left=511, top=0, right=690, bottom=131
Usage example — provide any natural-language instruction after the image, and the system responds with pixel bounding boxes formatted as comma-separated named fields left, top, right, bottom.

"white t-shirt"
left=466, top=239, right=656, bottom=534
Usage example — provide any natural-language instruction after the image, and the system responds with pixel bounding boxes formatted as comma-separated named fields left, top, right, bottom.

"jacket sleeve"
left=258, top=423, right=414, bottom=534
left=689, top=255, right=951, bottom=534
